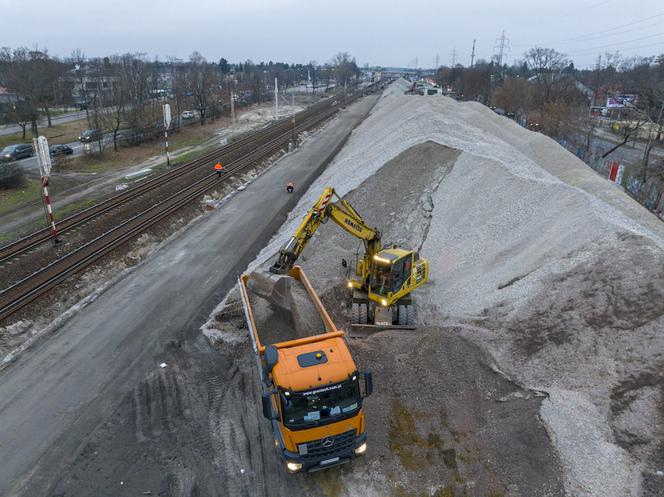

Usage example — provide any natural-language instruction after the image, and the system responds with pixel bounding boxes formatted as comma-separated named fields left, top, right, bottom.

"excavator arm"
left=270, top=187, right=381, bottom=274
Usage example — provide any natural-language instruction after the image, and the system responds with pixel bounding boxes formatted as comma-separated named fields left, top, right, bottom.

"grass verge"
left=0, top=180, right=42, bottom=216
left=0, top=119, right=89, bottom=149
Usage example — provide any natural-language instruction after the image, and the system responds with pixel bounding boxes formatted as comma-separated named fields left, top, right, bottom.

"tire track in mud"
left=209, top=351, right=272, bottom=497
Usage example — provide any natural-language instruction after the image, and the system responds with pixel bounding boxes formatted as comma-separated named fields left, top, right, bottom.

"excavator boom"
left=269, top=186, right=429, bottom=329
left=270, top=187, right=381, bottom=274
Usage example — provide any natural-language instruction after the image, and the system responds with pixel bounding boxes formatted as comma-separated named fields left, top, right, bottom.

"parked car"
left=79, top=129, right=102, bottom=143
left=0, top=143, right=34, bottom=162
left=49, top=144, right=74, bottom=156
left=181, top=110, right=196, bottom=120
left=0, top=160, right=23, bottom=185
left=0, top=154, right=16, bottom=165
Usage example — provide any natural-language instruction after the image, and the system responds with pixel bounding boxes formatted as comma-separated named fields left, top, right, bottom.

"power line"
left=556, top=21, right=664, bottom=45
left=514, top=20, right=664, bottom=48
left=565, top=31, right=664, bottom=55
left=563, top=12, right=664, bottom=40
left=547, top=0, right=614, bottom=22
left=512, top=12, right=664, bottom=47
left=572, top=41, right=664, bottom=57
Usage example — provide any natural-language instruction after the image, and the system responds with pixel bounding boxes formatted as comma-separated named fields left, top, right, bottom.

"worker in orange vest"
left=214, top=162, right=223, bottom=178
left=286, top=181, right=294, bottom=193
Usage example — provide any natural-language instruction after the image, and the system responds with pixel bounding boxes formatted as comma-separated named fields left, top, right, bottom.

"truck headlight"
left=354, top=442, right=367, bottom=455
left=286, top=462, right=302, bottom=472
left=380, top=298, right=388, bottom=307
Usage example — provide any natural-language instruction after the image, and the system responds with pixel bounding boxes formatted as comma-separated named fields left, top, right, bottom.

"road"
left=9, top=139, right=100, bottom=175
left=586, top=127, right=664, bottom=164
left=8, top=116, right=199, bottom=175
left=0, top=95, right=378, bottom=497
left=0, top=110, right=89, bottom=136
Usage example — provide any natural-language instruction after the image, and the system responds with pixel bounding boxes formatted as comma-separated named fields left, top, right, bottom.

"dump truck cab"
left=261, top=335, right=371, bottom=472
left=240, top=267, right=372, bottom=473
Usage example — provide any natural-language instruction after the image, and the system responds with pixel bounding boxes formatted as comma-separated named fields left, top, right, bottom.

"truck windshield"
left=280, top=378, right=361, bottom=429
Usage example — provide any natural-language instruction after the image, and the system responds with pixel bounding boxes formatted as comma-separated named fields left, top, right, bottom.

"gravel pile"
left=383, top=77, right=411, bottom=96
left=244, top=87, right=664, bottom=496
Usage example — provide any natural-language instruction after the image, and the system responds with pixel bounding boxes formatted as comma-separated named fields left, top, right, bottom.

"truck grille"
left=299, top=429, right=355, bottom=460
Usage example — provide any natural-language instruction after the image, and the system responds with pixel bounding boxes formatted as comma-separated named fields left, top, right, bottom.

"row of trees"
left=434, top=48, right=664, bottom=173
left=0, top=47, right=73, bottom=137
left=0, top=47, right=361, bottom=150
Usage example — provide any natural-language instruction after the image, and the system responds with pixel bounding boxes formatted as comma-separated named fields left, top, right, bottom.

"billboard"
left=606, top=94, right=637, bottom=108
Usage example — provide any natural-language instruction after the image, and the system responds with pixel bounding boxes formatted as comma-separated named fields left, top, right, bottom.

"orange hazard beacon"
left=238, top=266, right=372, bottom=473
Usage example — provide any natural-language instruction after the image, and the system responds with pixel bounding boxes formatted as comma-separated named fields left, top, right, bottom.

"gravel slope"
left=242, top=81, right=664, bottom=496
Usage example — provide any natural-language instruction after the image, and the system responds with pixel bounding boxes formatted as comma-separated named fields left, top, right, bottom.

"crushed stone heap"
left=249, top=81, right=663, bottom=497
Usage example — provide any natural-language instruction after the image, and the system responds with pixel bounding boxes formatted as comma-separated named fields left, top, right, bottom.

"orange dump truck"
left=239, top=266, right=373, bottom=473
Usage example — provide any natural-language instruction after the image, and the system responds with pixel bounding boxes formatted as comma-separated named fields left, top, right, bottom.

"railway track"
left=0, top=83, right=380, bottom=321
left=0, top=94, right=342, bottom=265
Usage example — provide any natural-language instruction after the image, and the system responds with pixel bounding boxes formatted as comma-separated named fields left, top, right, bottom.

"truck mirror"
left=363, top=372, right=373, bottom=398
left=262, top=393, right=274, bottom=420
left=265, top=345, right=278, bottom=373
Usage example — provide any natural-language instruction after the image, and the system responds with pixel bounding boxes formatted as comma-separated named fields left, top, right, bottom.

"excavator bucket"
left=246, top=270, right=293, bottom=311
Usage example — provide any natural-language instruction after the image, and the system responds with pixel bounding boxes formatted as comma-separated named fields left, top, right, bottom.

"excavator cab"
left=367, top=248, right=427, bottom=305
left=349, top=248, right=428, bottom=328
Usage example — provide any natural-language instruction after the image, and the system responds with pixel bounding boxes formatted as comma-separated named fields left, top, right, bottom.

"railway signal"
left=163, top=103, right=172, bottom=166
left=34, top=136, right=60, bottom=246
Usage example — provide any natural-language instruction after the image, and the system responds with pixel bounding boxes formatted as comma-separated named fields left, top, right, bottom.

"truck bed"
left=239, top=267, right=339, bottom=355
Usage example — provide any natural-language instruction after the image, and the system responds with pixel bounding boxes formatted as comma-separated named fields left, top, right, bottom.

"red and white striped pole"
left=34, top=136, right=60, bottom=245
left=164, top=128, right=170, bottom=166
left=163, top=103, right=172, bottom=167
left=41, top=176, right=59, bottom=245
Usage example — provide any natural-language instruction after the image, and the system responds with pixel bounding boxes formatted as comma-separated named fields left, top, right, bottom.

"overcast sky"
left=2, top=0, right=663, bottom=69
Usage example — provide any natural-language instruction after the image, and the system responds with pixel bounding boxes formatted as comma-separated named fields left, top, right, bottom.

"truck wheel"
left=359, top=303, right=368, bottom=324
left=351, top=303, right=359, bottom=324
left=398, top=305, right=408, bottom=326
left=407, top=305, right=418, bottom=325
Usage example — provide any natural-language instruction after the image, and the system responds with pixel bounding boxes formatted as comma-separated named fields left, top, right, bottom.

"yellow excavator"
left=270, top=187, right=428, bottom=327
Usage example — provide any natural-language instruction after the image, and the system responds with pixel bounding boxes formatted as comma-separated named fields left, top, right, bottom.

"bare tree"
left=102, top=55, right=131, bottom=151
left=331, top=52, right=359, bottom=89
left=123, top=54, right=150, bottom=137
left=169, top=56, right=187, bottom=118
left=187, top=52, right=216, bottom=126
left=4, top=101, right=32, bottom=139
left=460, top=65, right=492, bottom=102
left=0, top=47, right=41, bottom=136
left=493, top=76, right=529, bottom=113
left=307, top=60, right=317, bottom=93
left=524, top=47, right=570, bottom=104
left=68, top=49, right=92, bottom=125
